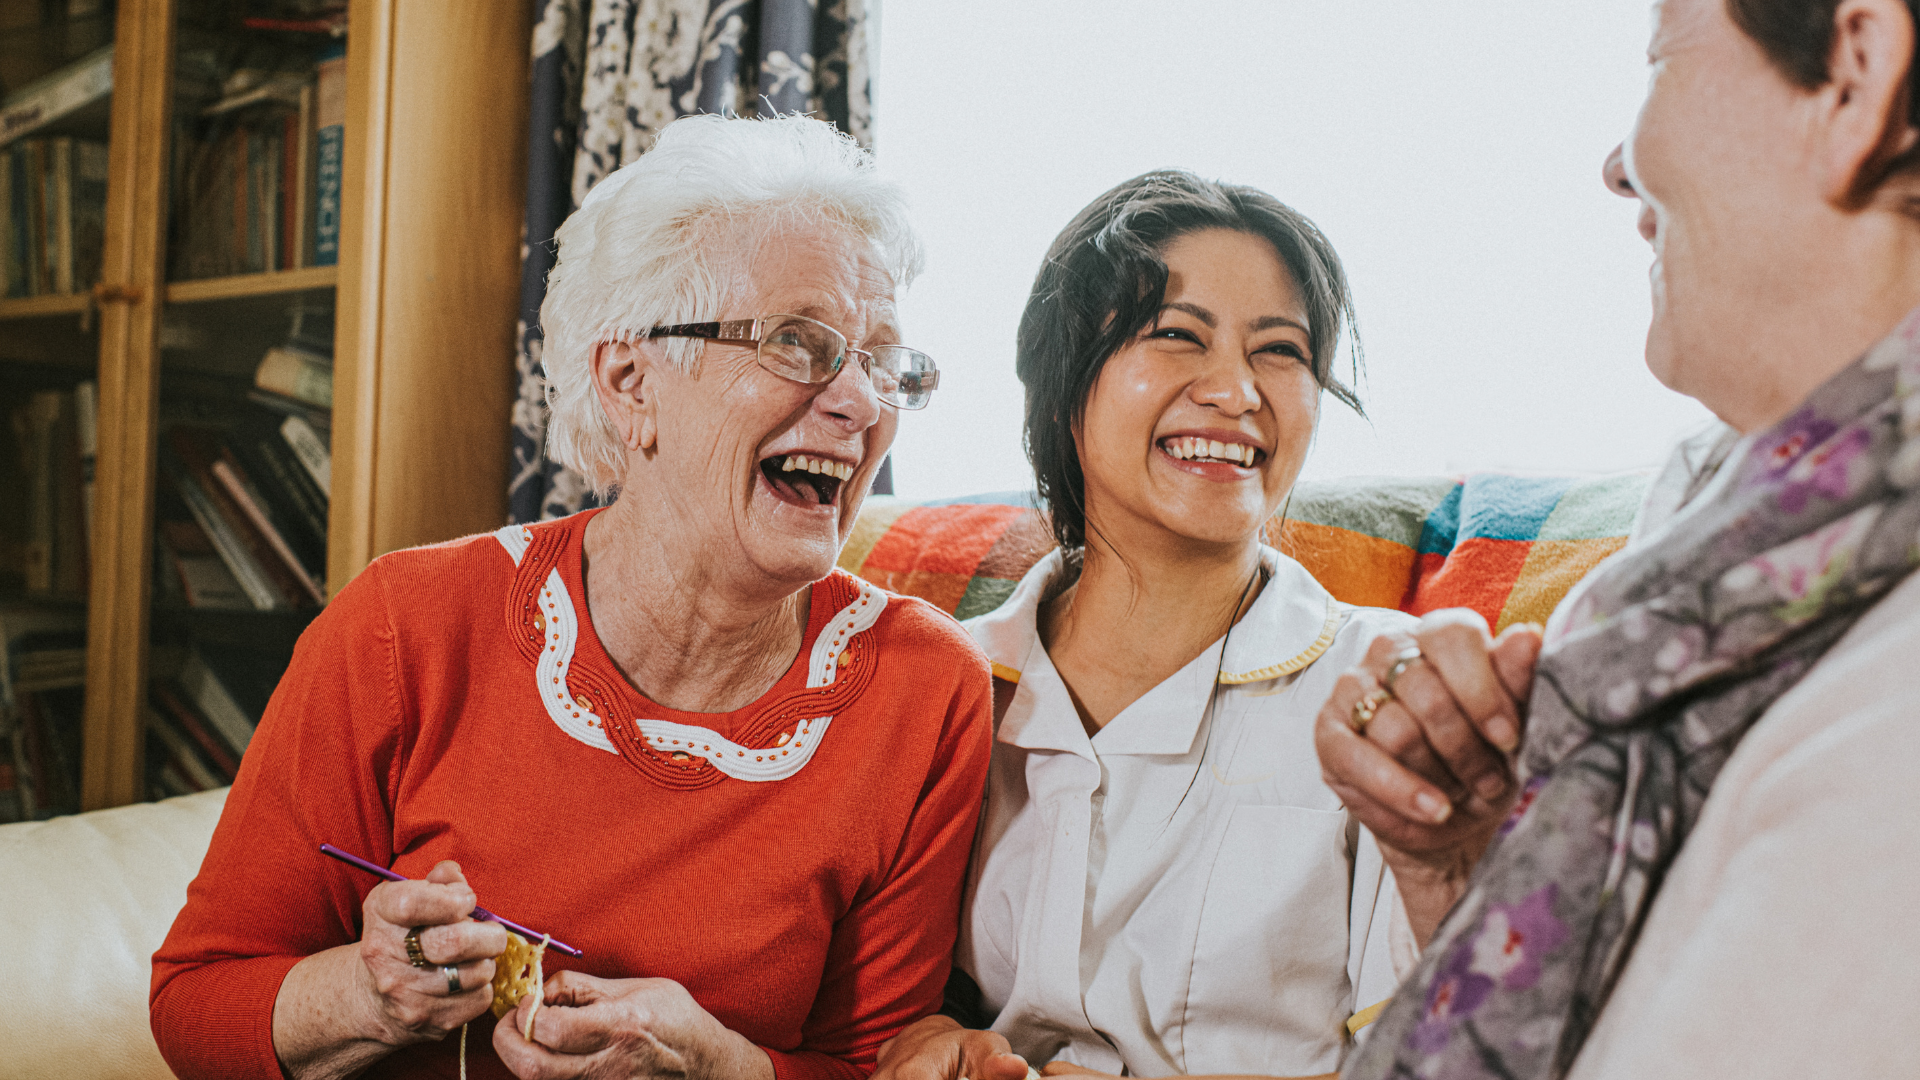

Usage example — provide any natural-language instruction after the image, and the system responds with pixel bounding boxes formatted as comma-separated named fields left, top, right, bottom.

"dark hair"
left=1016, top=170, right=1361, bottom=552
left=1728, top=0, right=1920, bottom=174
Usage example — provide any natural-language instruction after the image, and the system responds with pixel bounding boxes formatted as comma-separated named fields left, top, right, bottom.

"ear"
left=1817, top=0, right=1920, bottom=206
left=590, top=340, right=660, bottom=453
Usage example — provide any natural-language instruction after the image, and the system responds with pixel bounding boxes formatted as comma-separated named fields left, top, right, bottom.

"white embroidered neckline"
left=494, top=525, right=886, bottom=782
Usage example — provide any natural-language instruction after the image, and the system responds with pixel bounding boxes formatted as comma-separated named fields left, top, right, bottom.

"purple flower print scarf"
left=1346, top=307, right=1920, bottom=1080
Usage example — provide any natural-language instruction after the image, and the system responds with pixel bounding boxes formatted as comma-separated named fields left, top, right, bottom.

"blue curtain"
left=510, top=0, right=884, bottom=525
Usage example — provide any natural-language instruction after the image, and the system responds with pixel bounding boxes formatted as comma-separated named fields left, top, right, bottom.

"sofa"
left=0, top=473, right=1647, bottom=1080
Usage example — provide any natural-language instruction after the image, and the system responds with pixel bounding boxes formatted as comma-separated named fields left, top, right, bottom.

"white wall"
left=872, top=0, right=1712, bottom=499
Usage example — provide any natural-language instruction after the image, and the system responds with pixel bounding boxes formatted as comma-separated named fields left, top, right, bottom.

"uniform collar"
left=963, top=546, right=1346, bottom=755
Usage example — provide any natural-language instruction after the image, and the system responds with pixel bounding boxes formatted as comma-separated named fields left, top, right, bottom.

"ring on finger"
left=1383, top=646, right=1424, bottom=695
left=443, top=964, right=463, bottom=994
left=1349, top=686, right=1394, bottom=732
left=404, top=927, right=430, bottom=969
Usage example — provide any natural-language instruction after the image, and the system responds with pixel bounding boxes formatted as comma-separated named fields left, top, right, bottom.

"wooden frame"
left=46, top=0, right=531, bottom=809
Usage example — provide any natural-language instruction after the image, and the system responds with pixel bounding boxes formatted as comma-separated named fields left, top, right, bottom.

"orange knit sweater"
left=151, top=510, right=993, bottom=1080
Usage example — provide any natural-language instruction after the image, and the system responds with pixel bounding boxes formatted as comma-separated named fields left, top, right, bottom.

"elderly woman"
left=878, top=172, right=1418, bottom=1080
left=150, top=114, right=991, bottom=1080
left=1318, top=1, right=1920, bottom=1078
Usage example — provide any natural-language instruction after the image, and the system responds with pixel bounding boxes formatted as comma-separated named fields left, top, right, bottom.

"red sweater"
left=151, top=510, right=993, bottom=1080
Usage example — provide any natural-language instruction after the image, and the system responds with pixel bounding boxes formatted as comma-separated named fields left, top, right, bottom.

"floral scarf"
left=1346, top=306, right=1920, bottom=1080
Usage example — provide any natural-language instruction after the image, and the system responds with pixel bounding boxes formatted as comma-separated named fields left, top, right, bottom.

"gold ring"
left=1349, top=687, right=1393, bottom=732
left=1384, top=647, right=1423, bottom=695
left=405, top=927, right=430, bottom=969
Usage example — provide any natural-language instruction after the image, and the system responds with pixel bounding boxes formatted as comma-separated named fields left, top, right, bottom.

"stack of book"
left=0, top=605, right=85, bottom=822
left=143, top=645, right=276, bottom=801
left=1, top=382, right=95, bottom=599
left=155, top=337, right=331, bottom=612
left=1, top=137, right=109, bottom=299
left=167, top=40, right=344, bottom=279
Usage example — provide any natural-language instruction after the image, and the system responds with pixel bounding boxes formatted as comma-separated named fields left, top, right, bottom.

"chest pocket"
left=1182, top=803, right=1352, bottom=1077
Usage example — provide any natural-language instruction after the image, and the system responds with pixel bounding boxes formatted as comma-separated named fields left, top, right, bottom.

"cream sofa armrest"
left=0, top=788, right=228, bottom=1080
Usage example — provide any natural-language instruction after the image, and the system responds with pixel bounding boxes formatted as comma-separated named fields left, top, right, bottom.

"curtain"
left=510, top=0, right=883, bottom=525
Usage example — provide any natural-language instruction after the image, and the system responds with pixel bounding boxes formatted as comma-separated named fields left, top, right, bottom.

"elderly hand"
left=271, top=860, right=507, bottom=1080
left=495, top=970, right=774, bottom=1080
left=873, top=1015, right=1030, bottom=1080
left=1313, top=610, right=1543, bottom=944
left=354, top=860, right=508, bottom=1042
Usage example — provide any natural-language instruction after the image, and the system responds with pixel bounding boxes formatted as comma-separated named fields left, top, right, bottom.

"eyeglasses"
left=644, top=314, right=940, bottom=410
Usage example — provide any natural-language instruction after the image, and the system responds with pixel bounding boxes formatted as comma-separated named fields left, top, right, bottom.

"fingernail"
left=1476, top=772, right=1509, bottom=801
left=1487, top=716, right=1519, bottom=752
left=1415, top=791, right=1452, bottom=823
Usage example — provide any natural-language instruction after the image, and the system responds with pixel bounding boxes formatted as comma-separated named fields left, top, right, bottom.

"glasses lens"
left=759, top=316, right=845, bottom=384
left=870, top=347, right=938, bottom=409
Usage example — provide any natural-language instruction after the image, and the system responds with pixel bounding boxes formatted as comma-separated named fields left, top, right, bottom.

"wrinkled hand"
left=495, top=970, right=773, bottom=1080
left=874, top=1015, right=1029, bottom=1080
left=355, top=859, right=507, bottom=1046
left=1314, top=611, right=1542, bottom=940
left=1038, top=1065, right=1110, bottom=1078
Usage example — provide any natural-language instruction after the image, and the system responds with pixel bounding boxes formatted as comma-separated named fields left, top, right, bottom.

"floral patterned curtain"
left=510, top=0, right=880, bottom=524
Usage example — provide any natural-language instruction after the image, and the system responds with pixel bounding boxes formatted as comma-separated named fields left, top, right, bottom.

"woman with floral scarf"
left=1314, top=1, right=1920, bottom=1078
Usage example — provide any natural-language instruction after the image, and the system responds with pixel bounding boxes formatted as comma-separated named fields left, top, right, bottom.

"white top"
left=1564, top=434, right=1920, bottom=1077
left=958, top=547, right=1419, bottom=1078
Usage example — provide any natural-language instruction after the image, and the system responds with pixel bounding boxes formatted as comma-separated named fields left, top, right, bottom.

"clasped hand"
left=495, top=970, right=773, bottom=1080
left=1312, top=610, right=1543, bottom=943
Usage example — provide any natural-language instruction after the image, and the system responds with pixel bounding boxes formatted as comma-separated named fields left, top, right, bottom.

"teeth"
left=1161, top=438, right=1257, bottom=466
left=779, top=455, right=853, bottom=481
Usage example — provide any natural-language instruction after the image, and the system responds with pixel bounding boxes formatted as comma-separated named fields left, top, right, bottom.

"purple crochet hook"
left=319, top=844, right=584, bottom=957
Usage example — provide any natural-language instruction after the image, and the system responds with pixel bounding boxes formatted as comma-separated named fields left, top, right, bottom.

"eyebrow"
left=1163, top=302, right=1308, bottom=335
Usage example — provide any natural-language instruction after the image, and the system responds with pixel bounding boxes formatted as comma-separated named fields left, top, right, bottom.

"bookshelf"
left=1, top=0, right=528, bottom=813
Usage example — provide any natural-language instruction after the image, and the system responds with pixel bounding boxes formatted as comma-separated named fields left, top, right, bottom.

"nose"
left=1603, top=144, right=1636, bottom=198
left=1191, top=347, right=1262, bottom=417
left=812, top=353, right=881, bottom=431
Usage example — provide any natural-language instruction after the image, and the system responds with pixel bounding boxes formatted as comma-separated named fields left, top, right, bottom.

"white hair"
left=539, top=114, right=924, bottom=497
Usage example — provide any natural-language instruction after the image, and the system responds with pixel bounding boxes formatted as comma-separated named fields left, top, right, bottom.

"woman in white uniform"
left=877, top=172, right=1422, bottom=1080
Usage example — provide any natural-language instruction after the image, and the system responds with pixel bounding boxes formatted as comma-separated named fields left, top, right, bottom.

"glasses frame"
left=643, top=314, right=940, bottom=410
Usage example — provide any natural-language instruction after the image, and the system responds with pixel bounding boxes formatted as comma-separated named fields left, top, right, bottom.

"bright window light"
left=873, top=0, right=1710, bottom=499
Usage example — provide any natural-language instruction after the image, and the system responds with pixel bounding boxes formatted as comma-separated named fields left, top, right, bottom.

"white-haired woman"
left=152, top=114, right=992, bottom=1080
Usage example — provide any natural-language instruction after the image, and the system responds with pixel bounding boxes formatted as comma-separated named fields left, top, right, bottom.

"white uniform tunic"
left=958, top=547, right=1417, bottom=1078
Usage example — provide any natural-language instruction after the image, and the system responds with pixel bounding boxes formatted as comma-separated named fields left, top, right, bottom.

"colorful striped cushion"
left=839, top=473, right=1649, bottom=631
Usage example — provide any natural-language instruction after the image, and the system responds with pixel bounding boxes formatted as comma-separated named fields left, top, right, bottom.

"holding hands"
left=1312, top=610, right=1543, bottom=944
left=495, top=970, right=775, bottom=1080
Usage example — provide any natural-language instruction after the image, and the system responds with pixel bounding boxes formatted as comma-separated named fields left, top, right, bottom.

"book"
left=74, top=379, right=96, bottom=548
left=0, top=149, right=14, bottom=296
left=159, top=432, right=288, bottom=611
left=209, top=455, right=326, bottom=604
left=156, top=519, right=252, bottom=610
left=10, top=390, right=84, bottom=596
left=255, top=345, right=333, bottom=409
left=280, top=413, right=332, bottom=491
left=0, top=137, right=110, bottom=296
left=151, top=683, right=240, bottom=781
left=243, top=429, right=329, bottom=542
left=0, top=45, right=113, bottom=149
left=145, top=704, right=224, bottom=791
left=312, top=42, right=345, bottom=266
left=176, top=648, right=257, bottom=758
left=70, top=139, right=107, bottom=290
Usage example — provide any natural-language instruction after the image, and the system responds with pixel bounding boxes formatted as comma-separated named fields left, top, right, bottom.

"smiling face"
left=1075, top=227, right=1321, bottom=555
left=606, top=222, right=901, bottom=593
left=1606, top=0, right=1826, bottom=410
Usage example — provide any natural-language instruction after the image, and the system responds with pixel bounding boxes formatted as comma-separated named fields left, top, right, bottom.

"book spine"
left=20, top=391, right=61, bottom=593
left=0, top=45, right=113, bottom=148
left=255, top=347, right=334, bottom=409
left=293, top=83, right=312, bottom=268
left=281, top=415, right=333, bottom=491
left=70, top=140, right=106, bottom=289
left=232, top=129, right=247, bottom=276
left=313, top=46, right=345, bottom=267
left=23, top=140, right=44, bottom=295
left=74, top=379, right=97, bottom=561
left=210, top=458, right=325, bottom=604
left=51, top=389, right=83, bottom=596
left=0, top=147, right=14, bottom=297
left=177, top=651, right=255, bottom=757
left=252, top=434, right=329, bottom=534
left=49, top=137, right=72, bottom=294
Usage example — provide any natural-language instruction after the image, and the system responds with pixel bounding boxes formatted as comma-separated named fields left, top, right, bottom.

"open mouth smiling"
left=760, top=452, right=856, bottom=507
left=1158, top=435, right=1263, bottom=469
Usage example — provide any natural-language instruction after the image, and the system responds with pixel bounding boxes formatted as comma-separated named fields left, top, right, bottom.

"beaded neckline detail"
left=495, top=523, right=887, bottom=787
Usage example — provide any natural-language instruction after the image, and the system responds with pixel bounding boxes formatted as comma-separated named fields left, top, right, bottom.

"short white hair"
left=540, top=114, right=924, bottom=497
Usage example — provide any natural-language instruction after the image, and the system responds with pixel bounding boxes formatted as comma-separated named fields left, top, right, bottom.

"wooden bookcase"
left=0, top=0, right=529, bottom=811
